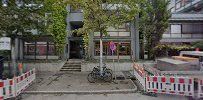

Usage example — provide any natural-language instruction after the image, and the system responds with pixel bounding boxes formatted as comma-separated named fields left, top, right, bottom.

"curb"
left=23, top=89, right=138, bottom=94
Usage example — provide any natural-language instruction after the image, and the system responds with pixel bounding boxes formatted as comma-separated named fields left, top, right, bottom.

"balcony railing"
left=174, top=0, right=202, bottom=12
left=162, top=33, right=203, bottom=39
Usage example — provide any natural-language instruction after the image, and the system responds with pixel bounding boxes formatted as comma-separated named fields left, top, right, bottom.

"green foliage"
left=192, top=41, right=203, bottom=50
left=140, top=0, right=171, bottom=60
left=154, top=44, right=194, bottom=57
left=43, top=0, right=68, bottom=55
left=0, top=1, right=44, bottom=37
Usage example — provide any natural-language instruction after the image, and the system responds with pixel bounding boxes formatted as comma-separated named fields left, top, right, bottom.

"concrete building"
left=13, top=0, right=203, bottom=61
left=161, top=0, right=203, bottom=44
left=66, top=6, right=140, bottom=60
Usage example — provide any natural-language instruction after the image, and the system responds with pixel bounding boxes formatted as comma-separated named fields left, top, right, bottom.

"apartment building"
left=161, top=0, right=203, bottom=44
left=13, top=0, right=203, bottom=60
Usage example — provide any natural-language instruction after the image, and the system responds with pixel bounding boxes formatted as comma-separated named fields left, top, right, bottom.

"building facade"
left=66, top=6, right=140, bottom=60
left=161, top=0, right=203, bottom=44
left=12, top=0, right=203, bottom=60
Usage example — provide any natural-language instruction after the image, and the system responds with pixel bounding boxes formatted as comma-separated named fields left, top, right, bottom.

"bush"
left=192, top=41, right=203, bottom=50
left=154, top=44, right=194, bottom=57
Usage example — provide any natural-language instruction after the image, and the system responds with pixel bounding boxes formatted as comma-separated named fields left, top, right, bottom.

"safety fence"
left=0, top=68, right=35, bottom=100
left=146, top=76, right=194, bottom=97
left=133, top=64, right=203, bottom=99
left=198, top=78, right=203, bottom=99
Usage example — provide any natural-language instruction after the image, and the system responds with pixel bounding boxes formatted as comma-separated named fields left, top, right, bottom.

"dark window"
left=174, top=84, right=176, bottom=90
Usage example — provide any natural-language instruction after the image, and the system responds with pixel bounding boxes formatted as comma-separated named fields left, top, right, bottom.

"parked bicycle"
left=87, top=64, right=113, bottom=83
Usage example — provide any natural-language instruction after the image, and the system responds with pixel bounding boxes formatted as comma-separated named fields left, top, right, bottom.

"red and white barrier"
left=133, top=63, right=146, bottom=90
left=146, top=76, right=194, bottom=97
left=15, top=69, right=35, bottom=96
left=198, top=78, right=203, bottom=99
left=0, top=68, right=35, bottom=100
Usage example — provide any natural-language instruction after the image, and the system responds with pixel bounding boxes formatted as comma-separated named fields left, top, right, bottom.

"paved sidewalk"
left=25, top=71, right=136, bottom=92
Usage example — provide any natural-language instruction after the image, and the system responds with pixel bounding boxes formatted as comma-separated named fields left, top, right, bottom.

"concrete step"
left=60, top=69, right=81, bottom=71
left=61, top=67, right=81, bottom=69
left=60, top=60, right=82, bottom=72
left=64, top=64, right=81, bottom=66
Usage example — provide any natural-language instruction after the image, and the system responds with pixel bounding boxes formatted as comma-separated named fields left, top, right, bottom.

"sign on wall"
left=0, top=37, right=11, bottom=50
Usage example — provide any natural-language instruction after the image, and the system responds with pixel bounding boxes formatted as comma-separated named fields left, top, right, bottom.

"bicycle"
left=87, top=64, right=113, bottom=83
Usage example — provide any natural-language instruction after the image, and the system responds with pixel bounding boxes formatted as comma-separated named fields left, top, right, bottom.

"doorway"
left=70, top=40, right=84, bottom=59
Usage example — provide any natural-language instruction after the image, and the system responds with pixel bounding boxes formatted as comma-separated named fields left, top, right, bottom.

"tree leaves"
left=139, top=0, right=171, bottom=60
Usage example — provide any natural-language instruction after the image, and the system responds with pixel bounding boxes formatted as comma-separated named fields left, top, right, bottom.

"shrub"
left=192, top=41, right=203, bottom=50
left=154, top=44, right=194, bottom=57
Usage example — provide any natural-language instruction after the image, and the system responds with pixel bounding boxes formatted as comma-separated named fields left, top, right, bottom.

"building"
left=12, top=0, right=203, bottom=61
left=161, top=0, right=203, bottom=44
left=66, top=6, right=140, bottom=60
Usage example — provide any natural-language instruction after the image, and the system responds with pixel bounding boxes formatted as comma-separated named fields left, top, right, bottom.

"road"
left=21, top=93, right=188, bottom=100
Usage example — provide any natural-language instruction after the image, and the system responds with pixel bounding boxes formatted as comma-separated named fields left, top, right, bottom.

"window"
left=36, top=42, right=47, bottom=56
left=24, top=42, right=35, bottom=55
left=119, top=42, right=131, bottom=55
left=94, top=42, right=131, bottom=56
left=182, top=24, right=203, bottom=34
left=24, top=41, right=56, bottom=56
left=183, top=84, right=185, bottom=91
left=174, top=84, right=176, bottom=91
left=171, top=25, right=181, bottom=34
left=48, top=42, right=56, bottom=55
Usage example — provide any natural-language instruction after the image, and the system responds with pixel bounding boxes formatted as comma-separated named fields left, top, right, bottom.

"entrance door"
left=70, top=40, right=83, bottom=59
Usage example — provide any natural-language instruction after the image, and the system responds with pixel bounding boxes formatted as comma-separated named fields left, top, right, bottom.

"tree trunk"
left=99, top=36, right=103, bottom=75
left=11, top=38, right=16, bottom=77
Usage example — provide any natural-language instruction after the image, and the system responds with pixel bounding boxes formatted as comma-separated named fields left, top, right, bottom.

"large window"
left=182, top=24, right=203, bottom=34
left=24, top=42, right=56, bottom=56
left=24, top=42, right=35, bottom=55
left=94, top=41, right=131, bottom=56
left=36, top=42, right=47, bottom=56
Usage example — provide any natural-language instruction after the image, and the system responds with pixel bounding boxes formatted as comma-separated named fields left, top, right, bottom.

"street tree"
left=0, top=0, right=44, bottom=76
left=68, top=0, right=143, bottom=75
left=139, top=0, right=171, bottom=60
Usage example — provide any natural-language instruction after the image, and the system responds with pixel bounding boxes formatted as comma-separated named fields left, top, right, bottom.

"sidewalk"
left=24, top=71, right=137, bottom=93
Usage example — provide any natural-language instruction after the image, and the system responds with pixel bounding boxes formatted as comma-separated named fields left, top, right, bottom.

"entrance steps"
left=60, top=59, right=81, bottom=72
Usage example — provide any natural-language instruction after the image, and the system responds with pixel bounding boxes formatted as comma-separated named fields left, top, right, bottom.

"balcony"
left=161, top=33, right=203, bottom=43
left=170, top=14, right=203, bottom=21
left=174, top=0, right=203, bottom=13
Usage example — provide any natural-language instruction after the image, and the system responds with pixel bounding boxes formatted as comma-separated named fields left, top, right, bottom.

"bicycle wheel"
left=103, top=71, right=112, bottom=82
left=106, top=68, right=113, bottom=74
left=87, top=73, right=96, bottom=83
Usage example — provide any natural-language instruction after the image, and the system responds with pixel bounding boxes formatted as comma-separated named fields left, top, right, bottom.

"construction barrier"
left=146, top=76, right=194, bottom=97
left=15, top=68, right=35, bottom=96
left=198, top=78, right=203, bottom=99
left=0, top=68, right=35, bottom=100
left=133, top=63, right=146, bottom=90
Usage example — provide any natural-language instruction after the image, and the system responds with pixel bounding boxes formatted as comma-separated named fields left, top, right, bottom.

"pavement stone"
left=25, top=71, right=136, bottom=93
